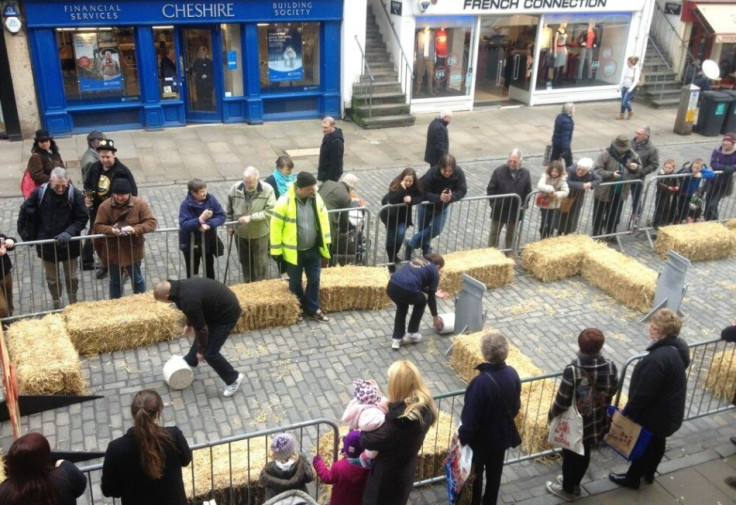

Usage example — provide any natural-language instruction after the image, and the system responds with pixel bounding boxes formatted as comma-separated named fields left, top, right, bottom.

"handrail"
left=375, top=0, right=414, bottom=101
left=652, top=1, right=698, bottom=82
left=354, top=34, right=375, bottom=118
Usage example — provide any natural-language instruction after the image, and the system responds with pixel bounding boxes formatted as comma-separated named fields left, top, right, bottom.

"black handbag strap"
left=484, top=371, right=516, bottom=422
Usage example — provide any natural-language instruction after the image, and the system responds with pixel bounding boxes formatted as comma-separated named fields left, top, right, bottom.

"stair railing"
left=646, top=34, right=674, bottom=103
left=650, top=1, right=698, bottom=82
left=375, top=0, right=414, bottom=101
left=355, top=35, right=375, bottom=118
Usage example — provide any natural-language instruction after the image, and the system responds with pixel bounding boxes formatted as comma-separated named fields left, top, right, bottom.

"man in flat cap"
left=270, top=171, right=331, bottom=322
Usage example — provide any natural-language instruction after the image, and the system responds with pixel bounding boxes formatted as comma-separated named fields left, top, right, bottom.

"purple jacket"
left=178, top=192, right=226, bottom=252
left=709, top=147, right=736, bottom=191
left=313, top=455, right=369, bottom=505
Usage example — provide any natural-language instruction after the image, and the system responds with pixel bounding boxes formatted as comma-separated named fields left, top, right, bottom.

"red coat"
left=313, top=455, right=369, bottom=505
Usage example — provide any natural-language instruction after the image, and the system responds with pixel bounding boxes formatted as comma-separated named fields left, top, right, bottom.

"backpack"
left=573, top=360, right=611, bottom=418
left=16, top=182, right=78, bottom=241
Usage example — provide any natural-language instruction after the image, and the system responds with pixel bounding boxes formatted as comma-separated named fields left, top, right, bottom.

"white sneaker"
left=557, top=475, right=581, bottom=496
left=546, top=481, right=575, bottom=502
left=402, top=333, right=422, bottom=344
left=391, top=339, right=402, bottom=350
left=223, top=372, right=244, bottom=397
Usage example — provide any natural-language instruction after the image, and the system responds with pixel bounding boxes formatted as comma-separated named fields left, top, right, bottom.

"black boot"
left=608, top=473, right=640, bottom=490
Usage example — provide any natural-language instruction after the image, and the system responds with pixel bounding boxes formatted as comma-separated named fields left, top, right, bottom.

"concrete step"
left=356, top=114, right=417, bottom=129
left=353, top=102, right=411, bottom=117
left=360, top=71, right=399, bottom=82
left=353, top=81, right=403, bottom=94
left=352, top=90, right=408, bottom=105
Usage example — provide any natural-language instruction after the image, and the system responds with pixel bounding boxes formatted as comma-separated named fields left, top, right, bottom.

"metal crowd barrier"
left=76, top=419, right=340, bottom=505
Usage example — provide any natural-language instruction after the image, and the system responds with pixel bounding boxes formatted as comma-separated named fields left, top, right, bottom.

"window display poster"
left=74, top=33, right=123, bottom=92
left=267, top=27, right=303, bottom=82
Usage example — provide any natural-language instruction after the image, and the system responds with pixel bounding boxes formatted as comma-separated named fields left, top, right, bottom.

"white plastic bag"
left=548, top=401, right=585, bottom=456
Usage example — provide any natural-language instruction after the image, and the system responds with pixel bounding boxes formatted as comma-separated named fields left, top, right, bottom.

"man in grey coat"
left=630, top=125, right=660, bottom=217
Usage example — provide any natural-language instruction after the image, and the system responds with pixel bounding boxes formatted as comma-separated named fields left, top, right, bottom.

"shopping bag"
left=444, top=431, right=473, bottom=505
left=20, top=170, right=37, bottom=199
left=548, top=402, right=585, bottom=456
left=543, top=144, right=552, bottom=167
left=603, top=407, right=652, bottom=461
left=559, top=196, right=575, bottom=213
left=535, top=193, right=550, bottom=207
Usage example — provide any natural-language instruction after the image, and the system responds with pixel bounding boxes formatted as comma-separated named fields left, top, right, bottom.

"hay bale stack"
left=319, top=266, right=391, bottom=313
left=517, top=381, right=556, bottom=455
left=63, top=293, right=181, bottom=356
left=183, top=436, right=269, bottom=505
left=450, top=332, right=543, bottom=383
left=704, top=349, right=736, bottom=401
left=581, top=248, right=657, bottom=313
left=440, top=248, right=514, bottom=295
left=653, top=222, right=736, bottom=261
left=521, top=235, right=606, bottom=282
left=5, top=314, right=85, bottom=394
left=726, top=219, right=736, bottom=231
left=230, top=280, right=301, bottom=333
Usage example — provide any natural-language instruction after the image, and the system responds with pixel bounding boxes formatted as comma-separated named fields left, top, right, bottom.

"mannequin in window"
left=192, top=46, right=214, bottom=107
left=160, top=48, right=177, bottom=92
left=553, top=23, right=568, bottom=84
left=415, top=27, right=436, bottom=95
left=576, top=22, right=598, bottom=81
left=435, top=27, right=449, bottom=92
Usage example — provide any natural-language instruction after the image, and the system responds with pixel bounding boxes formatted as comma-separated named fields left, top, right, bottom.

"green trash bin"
left=697, top=91, right=734, bottom=136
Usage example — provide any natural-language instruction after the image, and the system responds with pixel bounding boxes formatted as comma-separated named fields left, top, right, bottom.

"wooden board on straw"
left=704, top=348, right=736, bottom=401
left=183, top=436, right=269, bottom=505
left=581, top=248, right=657, bottom=313
left=521, top=235, right=606, bottom=282
left=5, top=314, right=86, bottom=395
left=439, top=248, right=514, bottom=295
left=230, top=279, right=301, bottom=333
left=319, top=266, right=391, bottom=313
left=653, top=222, right=736, bottom=262
left=63, top=293, right=182, bottom=356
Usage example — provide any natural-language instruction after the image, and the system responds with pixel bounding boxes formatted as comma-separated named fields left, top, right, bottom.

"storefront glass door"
left=182, top=27, right=220, bottom=121
left=474, top=15, right=539, bottom=106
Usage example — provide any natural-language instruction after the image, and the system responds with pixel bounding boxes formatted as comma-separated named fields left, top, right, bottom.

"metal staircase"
left=349, top=4, right=415, bottom=129
left=635, top=37, right=683, bottom=109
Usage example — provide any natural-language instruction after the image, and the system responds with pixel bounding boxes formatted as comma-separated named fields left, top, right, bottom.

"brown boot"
left=616, top=113, right=625, bottom=120
left=627, top=110, right=634, bottom=120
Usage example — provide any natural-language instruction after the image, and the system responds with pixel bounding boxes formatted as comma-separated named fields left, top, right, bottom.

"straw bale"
left=439, top=248, right=514, bottom=295
left=5, top=314, right=85, bottom=395
left=521, top=235, right=606, bottom=282
left=704, top=349, right=736, bottom=401
left=581, top=248, right=657, bottom=313
left=183, top=436, right=269, bottom=505
left=230, top=280, right=301, bottom=333
left=63, top=293, right=181, bottom=356
left=726, top=219, right=736, bottom=231
left=449, top=332, right=543, bottom=384
left=653, top=222, right=736, bottom=261
left=517, top=382, right=556, bottom=455
left=319, top=266, right=391, bottom=312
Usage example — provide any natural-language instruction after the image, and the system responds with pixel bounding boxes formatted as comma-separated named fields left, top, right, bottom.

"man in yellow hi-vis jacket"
left=270, top=171, right=331, bottom=322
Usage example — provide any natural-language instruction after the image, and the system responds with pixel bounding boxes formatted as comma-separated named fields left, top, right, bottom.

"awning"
left=696, top=4, right=736, bottom=43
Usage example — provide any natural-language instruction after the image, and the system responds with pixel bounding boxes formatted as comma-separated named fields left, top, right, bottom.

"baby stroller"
left=262, top=489, right=319, bottom=505
left=332, top=202, right=370, bottom=266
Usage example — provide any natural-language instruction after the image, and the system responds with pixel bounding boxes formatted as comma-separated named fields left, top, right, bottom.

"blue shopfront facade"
left=24, top=0, right=343, bottom=135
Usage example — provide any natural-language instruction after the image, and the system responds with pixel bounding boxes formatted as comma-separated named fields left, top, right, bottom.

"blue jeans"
left=109, top=263, right=145, bottom=299
left=407, top=205, right=448, bottom=253
left=287, top=246, right=322, bottom=315
left=620, top=87, right=635, bottom=113
left=385, top=222, right=407, bottom=264
left=184, top=321, right=239, bottom=385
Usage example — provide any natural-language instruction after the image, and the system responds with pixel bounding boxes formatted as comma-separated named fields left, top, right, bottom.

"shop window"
left=536, top=14, right=632, bottom=91
left=154, top=26, right=179, bottom=100
left=56, top=28, right=140, bottom=103
left=258, top=22, right=320, bottom=92
left=222, top=24, right=244, bottom=97
left=414, top=18, right=473, bottom=98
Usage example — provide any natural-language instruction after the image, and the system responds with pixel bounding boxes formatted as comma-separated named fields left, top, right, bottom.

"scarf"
left=272, top=169, right=295, bottom=197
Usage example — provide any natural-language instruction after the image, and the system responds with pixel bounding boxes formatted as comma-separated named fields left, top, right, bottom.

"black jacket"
left=380, top=184, right=424, bottom=228
left=458, top=362, right=521, bottom=456
left=626, top=335, right=690, bottom=437
left=486, top=164, right=533, bottom=222
left=424, top=117, right=449, bottom=166
left=317, top=128, right=345, bottom=182
left=168, top=278, right=242, bottom=352
left=361, top=402, right=436, bottom=505
left=551, top=113, right=574, bottom=149
left=84, top=158, right=138, bottom=213
left=101, top=426, right=192, bottom=505
left=0, top=233, right=15, bottom=278
left=419, top=164, right=467, bottom=218
left=0, top=460, right=86, bottom=505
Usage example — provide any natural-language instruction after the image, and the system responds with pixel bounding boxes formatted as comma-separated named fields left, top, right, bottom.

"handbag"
left=20, top=170, right=37, bottom=199
left=543, top=144, right=552, bottom=167
left=215, top=236, right=225, bottom=257
left=535, top=193, right=550, bottom=207
left=548, top=371, right=585, bottom=455
left=484, top=372, right=522, bottom=448
left=603, top=407, right=652, bottom=461
left=444, top=430, right=473, bottom=505
left=559, top=195, right=575, bottom=213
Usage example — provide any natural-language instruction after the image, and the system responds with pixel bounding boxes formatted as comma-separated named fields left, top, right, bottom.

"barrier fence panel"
left=76, top=419, right=340, bottom=505
left=325, top=207, right=372, bottom=266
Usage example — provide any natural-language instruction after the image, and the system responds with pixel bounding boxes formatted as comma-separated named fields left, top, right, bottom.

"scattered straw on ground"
left=5, top=314, right=86, bottom=394
left=704, top=349, right=736, bottom=401
left=183, top=435, right=269, bottom=505
left=581, top=247, right=657, bottom=313
left=439, top=248, right=514, bottom=295
left=319, top=266, right=391, bottom=312
left=654, top=222, right=736, bottom=261
left=63, top=293, right=181, bottom=356
left=230, top=279, right=301, bottom=333
left=521, top=235, right=606, bottom=282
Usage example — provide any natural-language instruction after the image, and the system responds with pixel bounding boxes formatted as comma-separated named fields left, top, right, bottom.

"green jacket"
left=270, top=185, right=331, bottom=265
left=227, top=180, right=275, bottom=239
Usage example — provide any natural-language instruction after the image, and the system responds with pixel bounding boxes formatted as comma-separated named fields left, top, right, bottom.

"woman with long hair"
left=380, top=168, right=424, bottom=272
left=101, top=389, right=192, bottom=505
left=0, top=432, right=86, bottom=505
left=361, top=360, right=437, bottom=505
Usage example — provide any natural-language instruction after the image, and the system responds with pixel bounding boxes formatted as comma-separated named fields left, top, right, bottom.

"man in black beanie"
left=270, top=171, right=332, bottom=322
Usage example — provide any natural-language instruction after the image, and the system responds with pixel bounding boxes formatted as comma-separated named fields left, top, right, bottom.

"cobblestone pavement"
left=1, top=103, right=735, bottom=504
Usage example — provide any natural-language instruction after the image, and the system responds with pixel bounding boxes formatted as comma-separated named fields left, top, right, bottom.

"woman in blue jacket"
left=551, top=103, right=575, bottom=168
left=178, top=178, right=226, bottom=279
